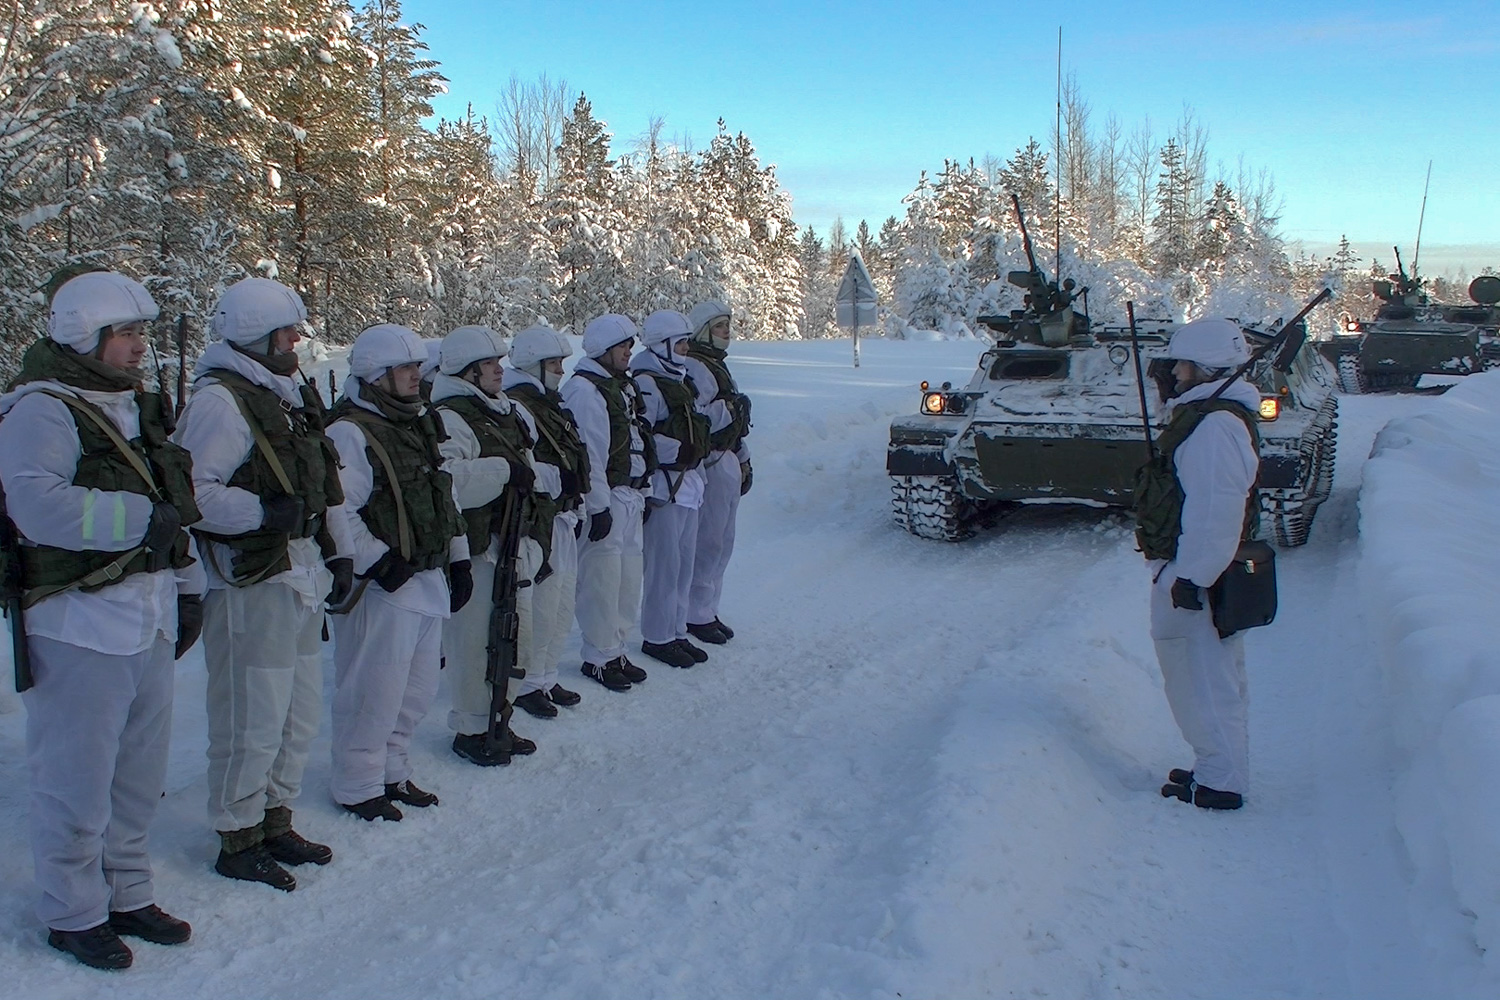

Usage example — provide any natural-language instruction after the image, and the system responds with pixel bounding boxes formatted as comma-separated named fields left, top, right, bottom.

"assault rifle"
left=0, top=503, right=31, bottom=692
left=483, top=487, right=527, bottom=759
left=175, top=312, right=190, bottom=419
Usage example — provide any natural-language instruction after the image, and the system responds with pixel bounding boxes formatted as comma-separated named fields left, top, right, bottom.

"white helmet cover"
left=1168, top=318, right=1250, bottom=371
left=211, top=278, right=307, bottom=346
left=582, top=314, right=638, bottom=359
left=49, top=271, right=160, bottom=353
left=688, top=299, right=731, bottom=338
left=349, top=323, right=427, bottom=381
left=509, top=324, right=572, bottom=371
left=640, top=309, right=692, bottom=349
left=440, top=326, right=507, bottom=376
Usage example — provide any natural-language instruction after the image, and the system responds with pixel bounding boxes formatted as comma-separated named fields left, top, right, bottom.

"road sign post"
left=835, top=254, right=878, bottom=369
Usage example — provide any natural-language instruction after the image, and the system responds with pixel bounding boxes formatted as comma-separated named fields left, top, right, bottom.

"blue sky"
left=403, top=0, right=1499, bottom=274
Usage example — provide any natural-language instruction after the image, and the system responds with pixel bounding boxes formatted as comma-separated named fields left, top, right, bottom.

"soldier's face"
left=672, top=338, right=690, bottom=357
left=97, top=322, right=148, bottom=373
left=601, top=339, right=633, bottom=375
left=270, top=324, right=302, bottom=357
left=708, top=318, right=731, bottom=349
left=541, top=358, right=564, bottom=390
left=469, top=357, right=503, bottom=396
left=1173, top=360, right=1206, bottom=392
left=388, top=362, right=422, bottom=399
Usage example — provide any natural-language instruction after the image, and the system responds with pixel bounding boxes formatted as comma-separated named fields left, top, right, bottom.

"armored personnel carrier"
left=887, top=216, right=1338, bottom=547
left=1319, top=251, right=1491, bottom=393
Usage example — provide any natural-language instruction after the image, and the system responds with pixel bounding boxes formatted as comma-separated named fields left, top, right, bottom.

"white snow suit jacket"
left=501, top=367, right=582, bottom=535
left=681, top=354, right=751, bottom=465
left=430, top=373, right=559, bottom=563
left=174, top=342, right=349, bottom=603
left=1156, top=377, right=1262, bottom=588
left=326, top=377, right=468, bottom=618
left=629, top=350, right=706, bottom=509
left=0, top=381, right=205, bottom=655
left=560, top=357, right=649, bottom=516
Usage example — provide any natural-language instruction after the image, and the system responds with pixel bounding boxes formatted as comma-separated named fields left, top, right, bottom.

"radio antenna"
left=1054, top=26, right=1062, bottom=285
left=1412, top=159, right=1432, bottom=281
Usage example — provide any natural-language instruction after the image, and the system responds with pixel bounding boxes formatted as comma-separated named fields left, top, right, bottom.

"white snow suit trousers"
left=330, top=589, right=442, bottom=805
left=516, top=517, right=578, bottom=697
left=642, top=502, right=700, bottom=645
left=24, top=635, right=174, bottom=932
left=1150, top=572, right=1250, bottom=795
left=204, top=582, right=324, bottom=834
left=575, top=487, right=644, bottom=666
left=446, top=540, right=541, bottom=735
left=689, top=453, right=740, bottom=626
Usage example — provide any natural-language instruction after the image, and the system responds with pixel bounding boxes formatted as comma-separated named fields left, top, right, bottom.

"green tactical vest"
left=644, top=371, right=713, bottom=472
left=685, top=343, right=750, bottom=452
left=575, top=370, right=659, bottom=488
left=434, top=393, right=547, bottom=556
left=193, top=371, right=346, bottom=586
left=16, top=388, right=199, bottom=607
left=1133, top=398, right=1261, bottom=562
left=506, top=382, right=591, bottom=518
left=329, top=398, right=463, bottom=571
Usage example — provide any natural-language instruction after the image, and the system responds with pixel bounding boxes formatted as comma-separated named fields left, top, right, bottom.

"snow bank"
left=1360, top=372, right=1500, bottom=963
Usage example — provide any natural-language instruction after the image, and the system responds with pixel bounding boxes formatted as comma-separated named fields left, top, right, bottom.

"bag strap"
left=38, top=389, right=160, bottom=497
left=341, top=412, right=411, bottom=561
left=20, top=544, right=150, bottom=609
left=213, top=379, right=295, bottom=494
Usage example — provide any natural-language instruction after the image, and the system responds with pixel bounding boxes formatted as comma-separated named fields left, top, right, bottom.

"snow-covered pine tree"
left=545, top=94, right=627, bottom=334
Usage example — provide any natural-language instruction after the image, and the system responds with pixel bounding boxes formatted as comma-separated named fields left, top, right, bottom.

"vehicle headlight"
left=922, top=392, right=946, bottom=415
left=1259, top=397, right=1280, bottom=420
left=1108, top=344, right=1130, bottom=366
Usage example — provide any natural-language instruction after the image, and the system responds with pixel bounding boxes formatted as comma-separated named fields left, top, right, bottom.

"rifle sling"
left=343, top=413, right=412, bottom=561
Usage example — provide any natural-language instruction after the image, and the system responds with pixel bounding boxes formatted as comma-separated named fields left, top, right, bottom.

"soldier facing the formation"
left=0, top=272, right=204, bottom=969
left=173, top=278, right=351, bottom=891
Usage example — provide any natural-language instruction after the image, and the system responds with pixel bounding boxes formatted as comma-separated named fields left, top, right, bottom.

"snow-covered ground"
left=0, top=337, right=1493, bottom=998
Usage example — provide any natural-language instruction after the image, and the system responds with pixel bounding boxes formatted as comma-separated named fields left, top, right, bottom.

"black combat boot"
left=582, top=661, right=632, bottom=691
left=686, top=621, right=729, bottom=645
left=640, top=640, right=694, bottom=668
left=615, top=655, right=648, bottom=683
left=48, top=923, right=133, bottom=970
left=215, top=825, right=296, bottom=891
left=674, top=638, right=708, bottom=663
left=343, top=795, right=403, bottom=822
left=262, top=806, right=332, bottom=866
left=547, top=683, right=581, bottom=707
left=506, top=728, right=537, bottom=755
left=452, top=732, right=512, bottom=766
left=385, top=779, right=439, bottom=808
left=108, top=904, right=191, bottom=945
left=514, top=690, right=559, bottom=719
left=712, top=618, right=735, bottom=640
left=1193, top=784, right=1244, bottom=810
left=1168, top=768, right=1194, bottom=786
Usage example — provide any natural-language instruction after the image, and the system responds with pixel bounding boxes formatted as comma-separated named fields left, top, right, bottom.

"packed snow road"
left=0, top=338, right=1475, bottom=998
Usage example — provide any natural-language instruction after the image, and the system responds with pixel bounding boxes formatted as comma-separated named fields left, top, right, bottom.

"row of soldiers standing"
left=0, top=270, right=751, bottom=970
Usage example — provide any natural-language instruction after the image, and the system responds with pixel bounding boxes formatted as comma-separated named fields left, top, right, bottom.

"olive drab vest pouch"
left=434, top=394, right=549, bottom=557
left=576, top=371, right=659, bottom=488
left=18, top=389, right=198, bottom=606
left=329, top=400, right=464, bottom=572
left=651, top=374, right=711, bottom=472
left=685, top=343, right=749, bottom=452
left=193, top=371, right=345, bottom=586
left=505, top=383, right=590, bottom=515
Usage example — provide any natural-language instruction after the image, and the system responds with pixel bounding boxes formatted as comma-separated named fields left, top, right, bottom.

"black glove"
left=740, top=462, right=753, bottom=496
left=448, top=559, right=473, bottom=613
left=642, top=502, right=654, bottom=524
left=261, top=494, right=306, bottom=534
left=325, top=557, right=354, bottom=608
left=144, top=502, right=182, bottom=556
left=574, top=516, right=585, bottom=538
left=507, top=459, right=535, bottom=494
left=365, top=550, right=418, bottom=593
left=675, top=441, right=702, bottom=468
left=1171, top=577, right=1204, bottom=611
left=175, top=594, right=203, bottom=660
left=736, top=393, right=752, bottom=425
left=559, top=467, right=580, bottom=497
left=587, top=508, right=613, bottom=542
